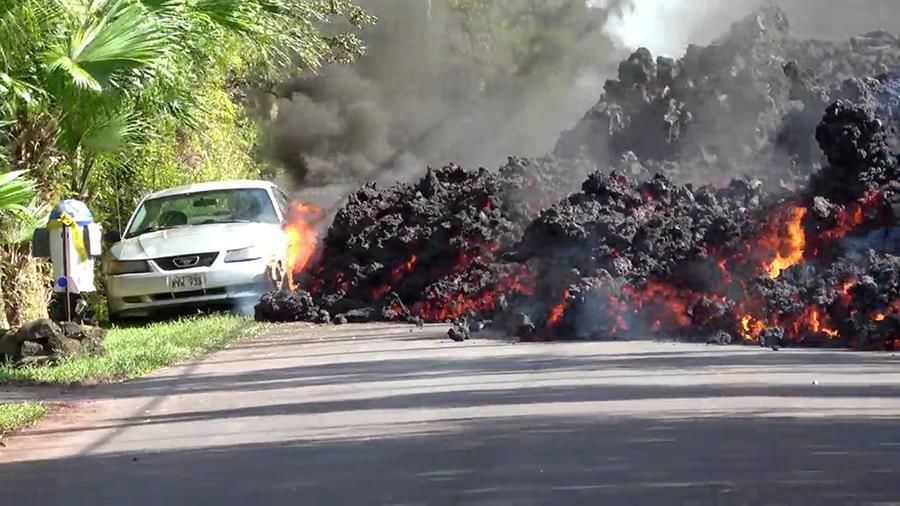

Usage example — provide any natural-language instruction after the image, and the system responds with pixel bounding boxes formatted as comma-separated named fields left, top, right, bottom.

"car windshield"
left=125, top=188, right=279, bottom=238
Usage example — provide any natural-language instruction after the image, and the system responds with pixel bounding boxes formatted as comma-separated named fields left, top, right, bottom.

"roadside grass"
left=0, top=402, right=47, bottom=432
left=0, top=314, right=265, bottom=385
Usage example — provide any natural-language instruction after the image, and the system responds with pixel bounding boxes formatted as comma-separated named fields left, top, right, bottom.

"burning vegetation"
left=257, top=7, right=900, bottom=351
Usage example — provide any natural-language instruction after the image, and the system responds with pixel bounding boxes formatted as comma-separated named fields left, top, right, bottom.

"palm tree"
left=0, top=0, right=374, bottom=325
left=40, top=0, right=169, bottom=194
left=2, top=0, right=373, bottom=196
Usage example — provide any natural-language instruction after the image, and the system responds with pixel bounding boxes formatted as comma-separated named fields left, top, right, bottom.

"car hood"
left=111, top=222, right=286, bottom=260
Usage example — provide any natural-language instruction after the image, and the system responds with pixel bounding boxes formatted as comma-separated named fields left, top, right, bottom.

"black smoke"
left=258, top=0, right=628, bottom=203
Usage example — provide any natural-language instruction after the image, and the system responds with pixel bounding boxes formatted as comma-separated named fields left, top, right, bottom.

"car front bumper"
left=107, top=257, right=272, bottom=317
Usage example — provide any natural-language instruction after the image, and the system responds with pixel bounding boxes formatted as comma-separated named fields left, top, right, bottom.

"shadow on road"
left=1, top=415, right=898, bottom=504
left=63, top=344, right=900, bottom=401
left=4, top=324, right=900, bottom=504
left=19, top=381, right=900, bottom=438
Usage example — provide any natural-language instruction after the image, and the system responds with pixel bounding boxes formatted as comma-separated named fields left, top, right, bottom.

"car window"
left=273, top=188, right=290, bottom=218
left=126, top=188, right=279, bottom=237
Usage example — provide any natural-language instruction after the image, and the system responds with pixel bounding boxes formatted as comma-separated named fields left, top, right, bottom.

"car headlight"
left=106, top=259, right=151, bottom=275
left=224, top=246, right=263, bottom=263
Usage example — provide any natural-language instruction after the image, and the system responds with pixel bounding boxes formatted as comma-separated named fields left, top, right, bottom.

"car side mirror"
left=104, top=230, right=122, bottom=243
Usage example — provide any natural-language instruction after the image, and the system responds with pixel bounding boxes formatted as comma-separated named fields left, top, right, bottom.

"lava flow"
left=546, top=290, right=571, bottom=328
left=254, top=8, right=900, bottom=352
left=821, top=192, right=883, bottom=241
left=623, top=282, right=696, bottom=330
left=740, top=315, right=766, bottom=342
left=529, top=173, right=894, bottom=347
left=760, top=206, right=808, bottom=279
left=414, top=266, right=535, bottom=322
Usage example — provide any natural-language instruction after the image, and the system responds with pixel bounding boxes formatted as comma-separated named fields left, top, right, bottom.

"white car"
left=104, top=180, right=291, bottom=321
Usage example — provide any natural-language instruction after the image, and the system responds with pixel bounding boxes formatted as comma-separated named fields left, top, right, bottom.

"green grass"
left=0, top=402, right=47, bottom=432
left=0, top=314, right=264, bottom=384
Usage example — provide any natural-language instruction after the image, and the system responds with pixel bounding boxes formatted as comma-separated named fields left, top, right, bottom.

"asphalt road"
left=2, top=324, right=900, bottom=505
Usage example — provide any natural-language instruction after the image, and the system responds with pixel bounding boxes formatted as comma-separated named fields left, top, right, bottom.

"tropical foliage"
left=0, top=0, right=373, bottom=325
left=0, top=170, right=45, bottom=327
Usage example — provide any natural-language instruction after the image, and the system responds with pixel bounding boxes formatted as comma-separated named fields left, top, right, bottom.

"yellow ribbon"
left=47, top=211, right=88, bottom=262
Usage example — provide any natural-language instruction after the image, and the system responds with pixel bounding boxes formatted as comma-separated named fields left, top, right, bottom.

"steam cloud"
left=597, top=0, right=900, bottom=56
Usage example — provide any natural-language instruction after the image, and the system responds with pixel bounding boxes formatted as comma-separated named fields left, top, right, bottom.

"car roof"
left=145, top=180, right=278, bottom=200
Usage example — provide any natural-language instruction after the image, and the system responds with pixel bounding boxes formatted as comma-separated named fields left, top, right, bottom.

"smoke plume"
left=260, top=0, right=900, bottom=209
left=260, top=0, right=626, bottom=205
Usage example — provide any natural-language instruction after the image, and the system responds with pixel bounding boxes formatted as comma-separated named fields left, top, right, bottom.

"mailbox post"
left=32, top=200, right=103, bottom=322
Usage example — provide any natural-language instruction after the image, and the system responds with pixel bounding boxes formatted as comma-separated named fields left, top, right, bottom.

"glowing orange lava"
left=625, top=282, right=694, bottom=328
left=547, top=290, right=570, bottom=327
left=391, top=254, right=418, bottom=282
left=285, top=203, right=323, bottom=283
left=740, top=314, right=765, bottom=341
left=821, top=191, right=882, bottom=241
left=839, top=280, right=856, bottom=307
left=761, top=206, right=807, bottom=279
left=717, top=258, right=732, bottom=282
left=414, top=267, right=534, bottom=322
left=871, top=300, right=900, bottom=322
left=798, top=306, right=839, bottom=339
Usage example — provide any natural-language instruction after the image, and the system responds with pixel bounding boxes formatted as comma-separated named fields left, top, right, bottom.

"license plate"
left=169, top=274, right=204, bottom=291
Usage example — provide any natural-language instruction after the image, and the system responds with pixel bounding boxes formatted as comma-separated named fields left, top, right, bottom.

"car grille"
left=150, top=288, right=227, bottom=301
left=155, top=252, right=219, bottom=271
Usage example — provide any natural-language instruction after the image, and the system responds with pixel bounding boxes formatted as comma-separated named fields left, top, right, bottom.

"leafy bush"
left=0, top=0, right=374, bottom=324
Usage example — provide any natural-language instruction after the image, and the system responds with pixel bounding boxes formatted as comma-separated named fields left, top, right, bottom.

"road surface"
left=1, top=323, right=900, bottom=504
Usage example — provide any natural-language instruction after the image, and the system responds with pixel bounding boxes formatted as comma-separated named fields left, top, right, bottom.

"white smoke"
left=591, top=0, right=900, bottom=58
left=590, top=0, right=762, bottom=56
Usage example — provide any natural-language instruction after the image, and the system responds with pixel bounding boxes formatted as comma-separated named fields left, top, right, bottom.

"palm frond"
left=140, top=0, right=185, bottom=11
left=80, top=110, right=144, bottom=154
left=45, top=54, right=104, bottom=91
left=191, top=0, right=258, bottom=34
left=0, top=170, right=36, bottom=216
left=0, top=0, right=67, bottom=69
left=45, top=0, right=169, bottom=92
left=0, top=200, right=49, bottom=245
